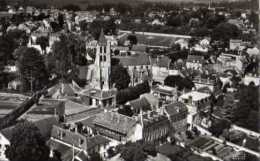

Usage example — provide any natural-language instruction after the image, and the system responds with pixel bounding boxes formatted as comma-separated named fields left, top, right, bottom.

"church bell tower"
left=93, top=29, right=111, bottom=91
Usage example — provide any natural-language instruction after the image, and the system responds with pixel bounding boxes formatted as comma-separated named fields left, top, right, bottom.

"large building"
left=81, top=30, right=117, bottom=108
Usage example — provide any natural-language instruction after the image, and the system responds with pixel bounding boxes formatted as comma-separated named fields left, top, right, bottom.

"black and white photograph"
left=0, top=0, right=259, bottom=160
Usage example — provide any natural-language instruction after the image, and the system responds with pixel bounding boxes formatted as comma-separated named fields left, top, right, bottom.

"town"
left=0, top=0, right=259, bottom=161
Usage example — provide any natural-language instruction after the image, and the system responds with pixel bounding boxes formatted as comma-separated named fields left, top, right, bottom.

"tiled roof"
left=113, top=53, right=150, bottom=66
left=129, top=97, right=151, bottom=111
left=86, top=135, right=110, bottom=150
left=165, top=102, right=188, bottom=116
left=80, top=88, right=116, bottom=99
left=47, top=82, right=79, bottom=98
left=94, top=112, right=137, bottom=134
left=34, top=116, right=59, bottom=139
left=141, top=93, right=159, bottom=108
left=152, top=85, right=177, bottom=96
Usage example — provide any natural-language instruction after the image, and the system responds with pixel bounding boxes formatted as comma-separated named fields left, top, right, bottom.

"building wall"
left=0, top=133, right=9, bottom=161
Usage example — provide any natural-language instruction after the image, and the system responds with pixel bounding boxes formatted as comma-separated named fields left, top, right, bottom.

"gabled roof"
left=165, top=102, right=188, bottom=116
left=94, top=112, right=137, bottom=135
left=47, top=82, right=81, bottom=99
left=86, top=135, right=110, bottom=150
left=129, top=97, right=151, bottom=111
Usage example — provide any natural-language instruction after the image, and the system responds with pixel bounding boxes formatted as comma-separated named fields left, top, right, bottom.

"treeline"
left=116, top=81, right=150, bottom=105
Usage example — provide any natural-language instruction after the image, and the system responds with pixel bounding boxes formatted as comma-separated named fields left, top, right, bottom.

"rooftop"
left=165, top=102, right=188, bottom=116
left=94, top=112, right=137, bottom=135
left=80, top=88, right=116, bottom=100
left=113, top=52, right=150, bottom=67
left=180, top=91, right=210, bottom=102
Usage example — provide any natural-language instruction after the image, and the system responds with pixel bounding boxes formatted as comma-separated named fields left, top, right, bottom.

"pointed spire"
left=98, top=28, right=107, bottom=46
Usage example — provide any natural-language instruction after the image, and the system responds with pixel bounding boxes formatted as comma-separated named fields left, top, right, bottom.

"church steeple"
left=98, top=29, right=107, bottom=46
left=91, top=29, right=111, bottom=91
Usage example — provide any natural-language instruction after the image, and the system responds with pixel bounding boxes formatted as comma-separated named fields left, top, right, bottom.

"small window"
left=103, top=56, right=106, bottom=61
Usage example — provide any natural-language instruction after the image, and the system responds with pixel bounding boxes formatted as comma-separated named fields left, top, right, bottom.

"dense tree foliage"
left=15, top=47, right=49, bottom=92
left=211, top=22, right=242, bottom=46
left=111, top=64, right=130, bottom=90
left=89, top=19, right=116, bottom=39
left=233, top=84, right=259, bottom=132
left=164, top=75, right=194, bottom=91
left=50, top=33, right=87, bottom=79
left=5, top=120, right=50, bottom=161
left=36, top=36, right=49, bottom=54
left=116, top=81, right=150, bottom=105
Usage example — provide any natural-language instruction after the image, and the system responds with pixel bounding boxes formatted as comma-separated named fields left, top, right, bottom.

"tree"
left=51, top=33, right=88, bottom=79
left=89, top=152, right=103, bottom=161
left=120, top=142, right=148, bottom=161
left=116, top=81, right=150, bottom=105
left=15, top=47, right=49, bottom=92
left=111, top=64, right=130, bottom=90
left=89, top=19, right=117, bottom=40
left=211, top=22, right=241, bottom=46
left=5, top=120, right=50, bottom=161
left=127, top=34, right=138, bottom=46
left=164, top=75, right=194, bottom=90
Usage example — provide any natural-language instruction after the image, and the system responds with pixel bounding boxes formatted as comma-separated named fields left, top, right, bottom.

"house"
left=129, top=97, right=152, bottom=114
left=93, top=112, right=143, bottom=144
left=150, top=55, right=171, bottom=83
left=216, top=52, right=245, bottom=73
left=164, top=102, right=188, bottom=133
left=49, top=125, right=110, bottom=160
left=192, top=76, right=217, bottom=92
left=186, top=55, right=205, bottom=70
left=151, top=85, right=178, bottom=103
left=179, top=91, right=211, bottom=126
left=141, top=111, right=170, bottom=144
left=243, top=74, right=260, bottom=86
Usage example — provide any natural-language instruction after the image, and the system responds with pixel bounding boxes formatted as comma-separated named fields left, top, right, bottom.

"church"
left=79, top=30, right=117, bottom=108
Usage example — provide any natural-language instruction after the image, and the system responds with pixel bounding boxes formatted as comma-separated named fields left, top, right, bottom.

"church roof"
left=114, top=53, right=150, bottom=67
left=98, top=29, right=107, bottom=45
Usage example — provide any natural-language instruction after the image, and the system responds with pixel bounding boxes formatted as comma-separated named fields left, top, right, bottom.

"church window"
left=104, top=47, right=107, bottom=53
left=103, top=56, right=106, bottom=61
left=100, top=47, right=103, bottom=53
left=100, top=56, right=103, bottom=61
